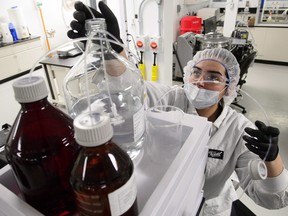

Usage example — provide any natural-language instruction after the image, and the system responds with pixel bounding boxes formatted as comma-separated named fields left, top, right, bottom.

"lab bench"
left=0, top=113, right=211, bottom=216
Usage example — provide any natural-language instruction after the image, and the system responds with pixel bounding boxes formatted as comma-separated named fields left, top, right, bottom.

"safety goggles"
left=189, top=67, right=229, bottom=85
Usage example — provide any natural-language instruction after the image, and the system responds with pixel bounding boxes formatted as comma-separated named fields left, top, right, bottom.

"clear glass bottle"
left=5, top=76, right=79, bottom=215
left=70, top=112, right=138, bottom=216
left=63, top=18, right=145, bottom=161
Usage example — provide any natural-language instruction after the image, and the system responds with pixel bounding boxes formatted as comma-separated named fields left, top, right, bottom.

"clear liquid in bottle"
left=63, top=18, right=145, bottom=162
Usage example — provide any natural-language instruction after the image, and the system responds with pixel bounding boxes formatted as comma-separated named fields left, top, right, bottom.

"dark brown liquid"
left=5, top=98, right=80, bottom=215
left=70, top=141, right=138, bottom=216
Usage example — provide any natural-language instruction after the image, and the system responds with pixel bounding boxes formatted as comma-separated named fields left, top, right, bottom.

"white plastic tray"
left=0, top=114, right=211, bottom=216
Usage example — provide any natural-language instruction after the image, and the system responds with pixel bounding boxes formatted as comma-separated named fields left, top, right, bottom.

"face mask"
left=184, top=83, right=222, bottom=109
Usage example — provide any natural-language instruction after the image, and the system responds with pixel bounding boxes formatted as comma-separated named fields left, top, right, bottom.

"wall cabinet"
left=259, top=7, right=288, bottom=23
left=248, top=27, right=288, bottom=62
left=256, top=0, right=288, bottom=25
left=0, top=37, right=44, bottom=82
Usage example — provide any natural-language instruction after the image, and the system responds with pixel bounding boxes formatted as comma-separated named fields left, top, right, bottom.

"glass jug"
left=63, top=18, right=145, bottom=161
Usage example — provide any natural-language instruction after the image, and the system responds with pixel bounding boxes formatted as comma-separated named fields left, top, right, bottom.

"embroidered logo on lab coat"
left=208, top=149, right=224, bottom=160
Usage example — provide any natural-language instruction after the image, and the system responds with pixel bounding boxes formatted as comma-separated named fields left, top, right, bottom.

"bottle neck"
left=85, top=18, right=113, bottom=52
left=85, top=18, right=107, bottom=38
left=20, top=97, right=50, bottom=110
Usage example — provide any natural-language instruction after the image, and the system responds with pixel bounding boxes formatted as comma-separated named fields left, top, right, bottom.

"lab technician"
left=68, top=2, right=288, bottom=215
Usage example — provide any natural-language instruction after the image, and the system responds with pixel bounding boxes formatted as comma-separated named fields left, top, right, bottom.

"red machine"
left=179, top=16, right=202, bottom=35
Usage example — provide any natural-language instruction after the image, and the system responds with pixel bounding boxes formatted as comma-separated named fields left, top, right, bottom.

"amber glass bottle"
left=70, top=112, right=138, bottom=216
left=5, top=76, right=79, bottom=215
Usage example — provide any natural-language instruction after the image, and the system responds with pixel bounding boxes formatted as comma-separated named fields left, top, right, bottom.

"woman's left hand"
left=243, top=120, right=280, bottom=161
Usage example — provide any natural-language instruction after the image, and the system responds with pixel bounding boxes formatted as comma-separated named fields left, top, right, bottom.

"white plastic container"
left=0, top=23, right=13, bottom=43
left=7, top=6, right=29, bottom=39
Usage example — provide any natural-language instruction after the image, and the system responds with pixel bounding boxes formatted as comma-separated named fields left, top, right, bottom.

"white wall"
left=38, top=0, right=90, bottom=50
left=106, top=0, right=209, bottom=86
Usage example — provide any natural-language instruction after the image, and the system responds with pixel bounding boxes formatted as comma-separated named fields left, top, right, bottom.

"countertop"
left=0, top=36, right=41, bottom=49
left=217, top=20, right=288, bottom=28
left=39, top=55, right=82, bottom=68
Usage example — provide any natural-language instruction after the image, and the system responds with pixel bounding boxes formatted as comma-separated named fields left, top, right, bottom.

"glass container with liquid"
left=70, top=112, right=138, bottom=216
left=5, top=76, right=79, bottom=215
left=63, top=18, right=145, bottom=161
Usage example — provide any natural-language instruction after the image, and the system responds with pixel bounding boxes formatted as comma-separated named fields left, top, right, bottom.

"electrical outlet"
left=149, top=36, right=161, bottom=53
left=135, top=35, right=148, bottom=52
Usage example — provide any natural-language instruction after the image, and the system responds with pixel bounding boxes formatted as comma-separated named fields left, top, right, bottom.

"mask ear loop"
left=154, top=80, right=228, bottom=109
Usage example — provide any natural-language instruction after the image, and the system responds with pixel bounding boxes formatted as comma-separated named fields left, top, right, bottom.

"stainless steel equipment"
left=173, top=32, right=196, bottom=81
left=198, top=32, right=232, bottom=50
left=173, top=32, right=233, bottom=81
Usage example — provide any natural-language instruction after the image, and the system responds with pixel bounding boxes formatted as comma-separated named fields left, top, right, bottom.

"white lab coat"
left=144, top=81, right=288, bottom=215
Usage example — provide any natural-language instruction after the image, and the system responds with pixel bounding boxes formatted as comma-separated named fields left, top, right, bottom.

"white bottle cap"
left=13, top=76, right=48, bottom=103
left=74, top=112, right=113, bottom=147
left=248, top=159, right=267, bottom=180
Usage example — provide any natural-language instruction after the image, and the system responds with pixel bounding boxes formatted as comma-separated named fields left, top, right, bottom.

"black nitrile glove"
left=67, top=1, right=123, bottom=53
left=243, top=120, right=280, bottom=161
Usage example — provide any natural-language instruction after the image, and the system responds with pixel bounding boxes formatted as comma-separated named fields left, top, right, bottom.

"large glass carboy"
left=63, top=18, right=145, bottom=161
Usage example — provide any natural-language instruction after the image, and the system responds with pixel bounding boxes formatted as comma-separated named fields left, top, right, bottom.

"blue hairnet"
left=183, top=48, right=240, bottom=105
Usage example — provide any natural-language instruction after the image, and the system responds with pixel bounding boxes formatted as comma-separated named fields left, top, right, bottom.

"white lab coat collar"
left=186, top=102, right=229, bottom=129
left=213, top=104, right=229, bottom=129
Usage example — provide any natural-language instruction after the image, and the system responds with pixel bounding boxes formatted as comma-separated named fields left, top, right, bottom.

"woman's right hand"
left=67, top=1, right=123, bottom=53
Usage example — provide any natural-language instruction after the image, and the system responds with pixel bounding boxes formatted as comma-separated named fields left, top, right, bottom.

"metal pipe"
left=138, top=0, right=148, bottom=35
left=122, top=0, right=129, bottom=47
left=157, top=2, right=162, bottom=36
left=138, top=0, right=162, bottom=36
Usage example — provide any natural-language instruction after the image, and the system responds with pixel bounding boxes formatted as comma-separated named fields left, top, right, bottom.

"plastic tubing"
left=28, top=33, right=140, bottom=121
left=154, top=81, right=273, bottom=200
left=28, top=32, right=139, bottom=76
left=29, top=37, right=140, bottom=77
left=83, top=31, right=141, bottom=122
left=235, top=87, right=272, bottom=200
left=84, top=4, right=96, bottom=19
left=84, top=33, right=92, bottom=116
left=85, top=29, right=117, bottom=118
